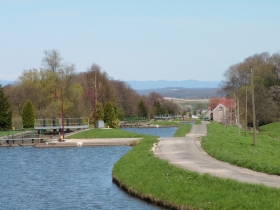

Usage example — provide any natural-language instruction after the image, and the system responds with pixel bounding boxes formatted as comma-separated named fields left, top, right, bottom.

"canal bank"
left=112, top=132, right=280, bottom=209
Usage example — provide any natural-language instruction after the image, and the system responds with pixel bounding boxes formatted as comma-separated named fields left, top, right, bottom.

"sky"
left=1, top=0, right=280, bottom=82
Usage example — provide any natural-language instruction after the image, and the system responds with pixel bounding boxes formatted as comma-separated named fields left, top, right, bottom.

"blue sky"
left=1, top=0, right=280, bottom=82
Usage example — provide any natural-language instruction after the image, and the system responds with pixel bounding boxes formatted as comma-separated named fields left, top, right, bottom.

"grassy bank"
left=112, top=135, right=280, bottom=210
left=259, top=121, right=280, bottom=139
left=173, top=124, right=192, bottom=137
left=202, top=122, right=280, bottom=175
left=149, top=120, right=181, bottom=126
left=66, top=128, right=145, bottom=139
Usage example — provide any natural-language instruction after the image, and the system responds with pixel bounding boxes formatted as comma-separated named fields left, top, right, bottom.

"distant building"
left=210, top=98, right=236, bottom=124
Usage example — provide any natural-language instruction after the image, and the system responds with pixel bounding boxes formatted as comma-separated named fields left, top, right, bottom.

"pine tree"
left=104, top=101, right=118, bottom=128
left=22, top=100, right=36, bottom=128
left=138, top=100, right=147, bottom=117
left=0, top=85, right=12, bottom=130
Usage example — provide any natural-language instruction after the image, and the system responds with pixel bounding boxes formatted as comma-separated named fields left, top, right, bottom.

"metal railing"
left=123, top=116, right=148, bottom=123
left=34, top=117, right=89, bottom=130
left=153, top=114, right=182, bottom=120
left=0, top=130, right=45, bottom=145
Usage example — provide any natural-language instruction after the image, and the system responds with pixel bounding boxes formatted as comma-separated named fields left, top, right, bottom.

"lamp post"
left=54, top=86, right=64, bottom=140
left=251, top=66, right=257, bottom=146
left=88, top=86, right=97, bottom=128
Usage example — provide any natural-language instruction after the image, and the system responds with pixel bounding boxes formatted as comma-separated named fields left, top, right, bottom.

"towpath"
left=154, top=121, right=280, bottom=188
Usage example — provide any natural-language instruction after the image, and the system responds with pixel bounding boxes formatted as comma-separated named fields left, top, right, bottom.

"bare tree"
left=42, top=49, right=63, bottom=72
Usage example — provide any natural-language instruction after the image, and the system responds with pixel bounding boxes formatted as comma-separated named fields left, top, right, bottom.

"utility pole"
left=245, top=85, right=247, bottom=137
left=237, top=97, right=240, bottom=136
left=251, top=66, right=257, bottom=146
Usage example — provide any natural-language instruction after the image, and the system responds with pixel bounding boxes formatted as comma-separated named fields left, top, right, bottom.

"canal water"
left=0, top=127, right=177, bottom=210
left=0, top=146, right=165, bottom=210
left=120, top=127, right=178, bottom=137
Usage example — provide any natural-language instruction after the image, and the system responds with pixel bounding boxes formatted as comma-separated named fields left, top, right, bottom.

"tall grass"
left=113, top=136, right=280, bottom=210
left=202, top=122, right=280, bottom=175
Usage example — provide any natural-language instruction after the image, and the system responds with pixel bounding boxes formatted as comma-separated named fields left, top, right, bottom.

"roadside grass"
left=113, top=135, right=280, bottom=210
left=202, top=122, right=280, bottom=175
left=66, top=128, right=146, bottom=139
left=173, top=124, right=192, bottom=137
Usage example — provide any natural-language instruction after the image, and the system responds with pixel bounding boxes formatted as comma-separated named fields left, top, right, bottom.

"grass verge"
left=66, top=128, right=145, bottom=139
left=113, top=136, right=280, bottom=210
left=202, top=122, right=280, bottom=175
left=173, top=124, right=192, bottom=137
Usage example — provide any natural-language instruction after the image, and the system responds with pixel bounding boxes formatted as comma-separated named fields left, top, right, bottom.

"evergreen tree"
left=138, top=100, right=147, bottom=117
left=22, top=100, right=36, bottom=128
left=0, top=85, right=12, bottom=130
left=153, top=101, right=163, bottom=115
left=89, top=102, right=104, bottom=124
left=104, top=101, right=118, bottom=128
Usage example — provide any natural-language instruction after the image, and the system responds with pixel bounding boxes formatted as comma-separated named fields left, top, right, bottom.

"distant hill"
left=135, top=87, right=223, bottom=99
left=0, top=80, right=14, bottom=86
left=125, top=80, right=220, bottom=90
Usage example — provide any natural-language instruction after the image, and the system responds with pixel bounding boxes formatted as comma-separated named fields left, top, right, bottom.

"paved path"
left=154, top=121, right=280, bottom=188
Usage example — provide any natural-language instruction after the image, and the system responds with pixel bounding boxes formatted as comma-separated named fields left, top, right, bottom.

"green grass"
left=0, top=130, right=17, bottom=137
left=0, top=129, right=34, bottom=137
left=66, top=128, right=146, bottom=139
left=202, top=122, right=280, bottom=175
left=259, top=122, right=280, bottom=139
left=113, top=136, right=280, bottom=210
left=149, top=120, right=180, bottom=126
left=173, top=124, right=192, bottom=137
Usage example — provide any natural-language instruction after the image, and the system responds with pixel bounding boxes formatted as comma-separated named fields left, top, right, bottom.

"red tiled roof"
left=210, top=98, right=236, bottom=110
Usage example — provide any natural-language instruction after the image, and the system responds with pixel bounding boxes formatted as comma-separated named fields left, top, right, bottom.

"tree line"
left=220, top=51, right=280, bottom=129
left=1, top=49, right=180, bottom=129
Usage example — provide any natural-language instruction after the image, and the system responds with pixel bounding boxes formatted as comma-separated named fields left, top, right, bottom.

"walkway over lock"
left=34, top=117, right=89, bottom=131
left=154, top=114, right=182, bottom=120
left=0, top=130, right=45, bottom=146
